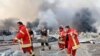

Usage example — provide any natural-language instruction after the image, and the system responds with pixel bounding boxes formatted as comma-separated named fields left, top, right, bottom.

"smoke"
left=0, top=0, right=43, bottom=23
left=38, top=9, right=59, bottom=30
left=73, top=8, right=97, bottom=32
left=0, top=18, right=18, bottom=31
left=0, top=0, right=43, bottom=31
left=37, top=0, right=100, bottom=33
left=0, top=0, right=100, bottom=33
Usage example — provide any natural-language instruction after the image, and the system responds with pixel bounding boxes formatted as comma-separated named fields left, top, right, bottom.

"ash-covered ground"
left=1, top=42, right=100, bottom=56
left=0, top=33, right=100, bottom=56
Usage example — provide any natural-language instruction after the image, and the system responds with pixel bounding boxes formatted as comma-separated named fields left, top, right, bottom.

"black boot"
left=49, top=46, right=51, bottom=50
left=42, top=48, right=45, bottom=51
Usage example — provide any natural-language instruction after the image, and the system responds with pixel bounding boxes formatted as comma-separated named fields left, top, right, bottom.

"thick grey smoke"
left=0, top=0, right=100, bottom=33
left=37, top=0, right=100, bottom=32
left=38, top=9, right=59, bottom=30
left=73, top=8, right=97, bottom=32
left=0, top=18, right=18, bottom=32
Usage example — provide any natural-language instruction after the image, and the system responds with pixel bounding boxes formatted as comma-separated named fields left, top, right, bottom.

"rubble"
left=79, top=32, right=100, bottom=43
left=0, top=32, right=100, bottom=56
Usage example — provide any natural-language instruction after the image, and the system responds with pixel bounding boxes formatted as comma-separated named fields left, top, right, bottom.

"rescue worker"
left=28, top=28, right=35, bottom=56
left=65, top=26, right=80, bottom=56
left=58, top=26, right=66, bottom=50
left=40, top=26, right=51, bottom=51
left=13, top=22, right=35, bottom=56
left=64, top=26, right=69, bottom=49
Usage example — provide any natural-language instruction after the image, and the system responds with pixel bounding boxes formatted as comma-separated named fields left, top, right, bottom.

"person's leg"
left=65, top=44, right=68, bottom=54
left=30, top=49, right=35, bottom=56
left=45, top=42, right=49, bottom=46
left=31, top=46, right=35, bottom=56
left=41, top=42, right=45, bottom=51
left=22, top=47, right=30, bottom=56
left=44, top=36, right=51, bottom=50
left=67, top=47, right=72, bottom=56
left=72, top=49, right=76, bottom=56
left=25, top=47, right=35, bottom=56
left=22, top=48, right=27, bottom=54
left=59, top=43, right=65, bottom=50
left=62, top=44, right=65, bottom=49
left=58, top=43, right=62, bottom=50
left=45, top=42, right=51, bottom=50
left=65, top=41, right=68, bottom=49
left=41, top=36, right=45, bottom=51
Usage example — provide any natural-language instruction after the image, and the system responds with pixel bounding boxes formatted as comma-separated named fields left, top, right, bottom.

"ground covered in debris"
left=1, top=42, right=99, bottom=56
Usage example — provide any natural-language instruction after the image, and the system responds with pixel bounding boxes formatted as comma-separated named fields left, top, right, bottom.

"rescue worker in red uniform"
left=13, top=22, right=35, bottom=56
left=64, top=26, right=69, bottom=49
left=28, top=28, right=35, bottom=55
left=58, top=26, right=66, bottom=50
left=65, top=26, right=80, bottom=56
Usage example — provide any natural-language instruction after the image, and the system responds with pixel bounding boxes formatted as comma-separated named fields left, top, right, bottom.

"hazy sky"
left=0, top=0, right=100, bottom=23
left=0, top=0, right=100, bottom=32
left=0, top=0, right=43, bottom=23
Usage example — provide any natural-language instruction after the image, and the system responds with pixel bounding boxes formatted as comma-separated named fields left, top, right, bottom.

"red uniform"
left=67, top=29, right=80, bottom=56
left=65, top=30, right=69, bottom=48
left=14, top=25, right=34, bottom=55
left=58, top=29, right=66, bottom=50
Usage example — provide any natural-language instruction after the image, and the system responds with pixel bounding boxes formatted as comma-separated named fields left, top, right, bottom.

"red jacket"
left=59, top=29, right=66, bottom=44
left=14, top=25, right=32, bottom=48
left=67, top=29, right=80, bottom=50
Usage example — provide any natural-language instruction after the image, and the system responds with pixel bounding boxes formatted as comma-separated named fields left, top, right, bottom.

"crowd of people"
left=13, top=21, right=80, bottom=56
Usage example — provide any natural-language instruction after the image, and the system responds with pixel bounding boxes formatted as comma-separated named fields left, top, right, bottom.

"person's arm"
left=13, top=29, right=25, bottom=43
